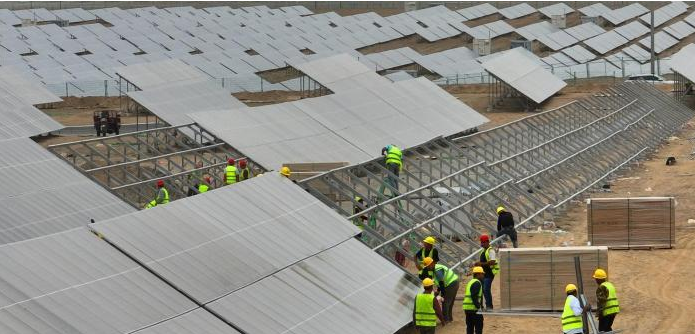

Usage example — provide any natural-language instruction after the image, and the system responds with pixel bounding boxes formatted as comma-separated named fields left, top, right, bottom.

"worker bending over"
left=423, top=257, right=459, bottom=323
left=473, top=234, right=498, bottom=310
left=593, top=268, right=619, bottom=332
left=414, top=278, right=445, bottom=333
left=562, top=284, right=590, bottom=334
left=496, top=206, right=518, bottom=248
left=415, top=237, right=439, bottom=279
left=224, top=159, right=239, bottom=185
left=145, top=180, right=169, bottom=208
left=462, top=266, right=485, bottom=334
left=198, top=176, right=211, bottom=193
left=381, top=144, right=402, bottom=190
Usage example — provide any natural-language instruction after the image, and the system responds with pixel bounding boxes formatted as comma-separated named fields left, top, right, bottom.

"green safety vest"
left=428, top=263, right=458, bottom=288
left=225, top=165, right=237, bottom=185
left=414, top=293, right=437, bottom=327
left=601, top=282, right=620, bottom=316
left=385, top=146, right=402, bottom=168
left=239, top=167, right=251, bottom=181
left=462, top=278, right=482, bottom=311
left=417, top=248, right=435, bottom=275
left=145, top=187, right=169, bottom=209
left=198, top=184, right=209, bottom=193
left=484, top=247, right=500, bottom=275
left=561, top=296, right=583, bottom=332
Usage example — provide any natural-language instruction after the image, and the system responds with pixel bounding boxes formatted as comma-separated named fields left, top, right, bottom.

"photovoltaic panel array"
left=482, top=47, right=567, bottom=103
left=538, top=3, right=574, bottom=18
left=0, top=137, right=136, bottom=245
left=289, top=53, right=392, bottom=93
left=0, top=67, right=62, bottom=105
left=561, top=45, right=596, bottom=63
left=499, top=3, right=537, bottom=20
left=639, top=31, right=679, bottom=54
left=583, top=30, right=629, bottom=54
left=663, top=21, right=695, bottom=40
left=599, top=3, right=649, bottom=26
left=669, top=43, right=695, bottom=82
left=457, top=3, right=498, bottom=20
left=0, top=87, right=63, bottom=140
left=0, top=228, right=199, bottom=334
left=639, top=2, right=689, bottom=28
left=613, top=21, right=650, bottom=41
left=132, top=309, right=241, bottom=334
left=114, top=59, right=209, bottom=90
left=127, top=80, right=246, bottom=127
left=516, top=21, right=559, bottom=41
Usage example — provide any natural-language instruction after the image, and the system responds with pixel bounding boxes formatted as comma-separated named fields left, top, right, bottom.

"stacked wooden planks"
left=499, top=246, right=608, bottom=311
left=587, top=197, right=675, bottom=249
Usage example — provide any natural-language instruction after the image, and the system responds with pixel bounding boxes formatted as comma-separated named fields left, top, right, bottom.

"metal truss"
left=48, top=123, right=265, bottom=208
left=300, top=82, right=693, bottom=275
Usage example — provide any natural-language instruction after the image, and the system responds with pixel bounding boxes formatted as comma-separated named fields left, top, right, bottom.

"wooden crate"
left=587, top=197, right=675, bottom=249
left=499, top=246, right=608, bottom=311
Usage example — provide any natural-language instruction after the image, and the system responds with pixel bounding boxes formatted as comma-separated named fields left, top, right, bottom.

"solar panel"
left=578, top=3, right=611, bottom=18
left=537, top=30, right=578, bottom=51
left=621, top=44, right=652, bottom=63
left=561, top=44, right=596, bottom=63
left=516, top=21, right=560, bottom=41
left=114, top=59, right=209, bottom=89
left=133, top=309, right=241, bottom=334
left=499, top=3, right=537, bottom=19
left=538, top=3, right=574, bottom=18
left=583, top=30, right=628, bottom=54
left=0, top=88, right=63, bottom=139
left=614, top=21, right=650, bottom=41
left=289, top=53, right=392, bottom=92
left=639, top=31, right=679, bottom=54
left=663, top=21, right=695, bottom=40
left=564, top=22, right=606, bottom=41
left=482, top=47, right=567, bottom=103
left=207, top=238, right=418, bottom=334
left=670, top=43, right=695, bottom=81
left=639, top=2, right=689, bottom=27
left=603, top=3, right=649, bottom=26
left=457, top=3, right=498, bottom=20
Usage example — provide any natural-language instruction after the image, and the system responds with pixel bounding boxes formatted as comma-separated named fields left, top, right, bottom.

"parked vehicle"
left=93, top=110, right=121, bottom=136
left=625, top=74, right=674, bottom=84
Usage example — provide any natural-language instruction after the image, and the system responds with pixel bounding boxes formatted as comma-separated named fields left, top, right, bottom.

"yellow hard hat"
left=422, top=278, right=435, bottom=287
left=423, top=236, right=436, bottom=245
left=280, top=166, right=291, bottom=177
left=472, top=266, right=484, bottom=274
left=422, top=257, right=434, bottom=267
left=496, top=206, right=505, bottom=214
left=565, top=284, right=578, bottom=293
left=593, top=268, right=607, bottom=279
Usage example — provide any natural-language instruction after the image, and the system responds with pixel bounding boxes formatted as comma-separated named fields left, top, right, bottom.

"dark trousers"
left=385, top=162, right=400, bottom=191
left=598, top=314, right=616, bottom=332
left=465, top=311, right=483, bottom=334
left=416, top=326, right=436, bottom=334
left=442, top=280, right=459, bottom=322
left=482, top=276, right=494, bottom=308
left=497, top=227, right=518, bottom=248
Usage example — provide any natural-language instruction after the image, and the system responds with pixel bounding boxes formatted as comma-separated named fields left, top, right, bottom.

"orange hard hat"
left=156, top=180, right=164, bottom=187
left=227, top=158, right=235, bottom=165
left=239, top=159, right=247, bottom=167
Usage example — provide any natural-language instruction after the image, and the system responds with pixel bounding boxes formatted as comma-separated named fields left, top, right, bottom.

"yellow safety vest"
left=462, top=278, right=482, bottom=311
left=483, top=247, right=500, bottom=275
left=428, top=264, right=458, bottom=288
left=561, top=296, right=583, bottom=332
left=198, top=184, right=209, bottom=193
left=414, top=293, right=437, bottom=327
left=225, top=165, right=237, bottom=185
left=239, top=167, right=251, bottom=181
left=385, top=146, right=402, bottom=168
left=145, top=188, right=169, bottom=208
left=601, top=282, right=620, bottom=316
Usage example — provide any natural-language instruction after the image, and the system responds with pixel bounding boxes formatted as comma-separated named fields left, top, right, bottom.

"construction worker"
left=239, top=159, right=252, bottom=181
left=413, top=278, right=445, bottom=333
left=352, top=196, right=369, bottom=231
left=496, top=206, right=518, bottom=248
left=280, top=166, right=291, bottom=178
left=224, top=159, right=239, bottom=185
left=562, top=284, right=589, bottom=334
left=593, top=268, right=619, bottom=332
left=415, top=237, right=439, bottom=279
left=462, top=266, right=485, bottom=334
left=381, top=144, right=402, bottom=190
left=145, top=180, right=169, bottom=208
left=187, top=161, right=204, bottom=196
left=198, top=177, right=211, bottom=194
left=423, top=257, right=459, bottom=323
left=473, top=234, right=498, bottom=310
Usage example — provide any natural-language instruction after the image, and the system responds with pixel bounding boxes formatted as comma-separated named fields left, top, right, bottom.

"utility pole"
left=650, top=10, right=656, bottom=74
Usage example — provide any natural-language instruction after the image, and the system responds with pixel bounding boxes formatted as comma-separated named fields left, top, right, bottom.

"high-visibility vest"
left=601, top=282, right=620, bottom=316
left=482, top=247, right=500, bottom=276
left=240, top=167, right=251, bottom=181
left=561, top=296, right=583, bottom=332
left=428, top=263, right=458, bottom=288
left=157, top=188, right=169, bottom=204
left=198, top=184, right=209, bottom=193
left=385, top=146, right=402, bottom=168
left=417, top=248, right=435, bottom=275
left=225, top=165, right=238, bottom=185
left=462, top=278, right=482, bottom=311
left=414, top=293, right=437, bottom=327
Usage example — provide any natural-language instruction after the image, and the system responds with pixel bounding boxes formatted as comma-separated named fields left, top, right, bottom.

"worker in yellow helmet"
left=413, top=278, right=445, bottom=333
left=280, top=166, right=291, bottom=178
left=415, top=236, right=439, bottom=279
left=462, top=266, right=485, bottom=334
left=496, top=206, right=518, bottom=248
left=593, top=268, right=619, bottom=332
left=562, top=284, right=590, bottom=334
left=423, top=257, right=459, bottom=323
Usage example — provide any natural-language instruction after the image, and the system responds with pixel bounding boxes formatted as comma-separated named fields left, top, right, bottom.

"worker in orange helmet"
left=239, top=159, right=252, bottom=181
